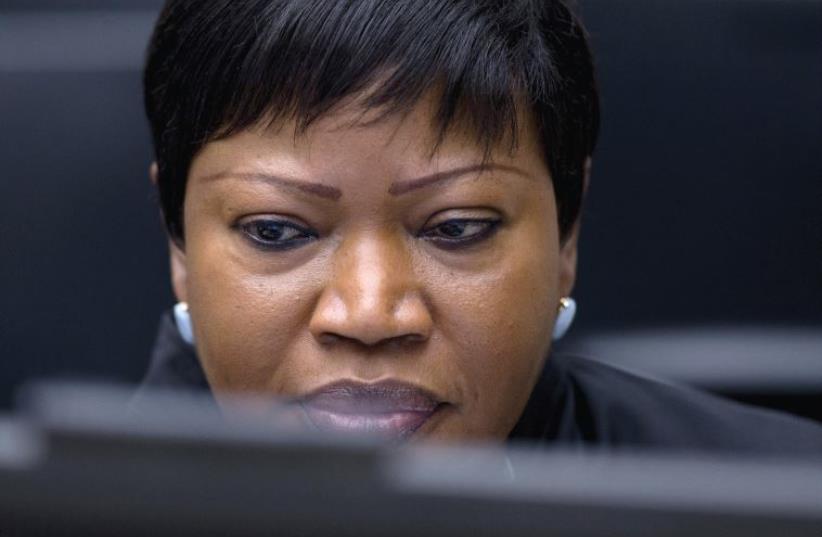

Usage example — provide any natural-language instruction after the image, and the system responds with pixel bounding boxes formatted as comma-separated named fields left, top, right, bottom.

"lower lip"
left=300, top=405, right=440, bottom=440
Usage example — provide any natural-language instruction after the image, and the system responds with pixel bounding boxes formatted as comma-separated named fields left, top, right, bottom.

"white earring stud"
left=173, top=302, right=195, bottom=345
left=552, top=297, right=576, bottom=341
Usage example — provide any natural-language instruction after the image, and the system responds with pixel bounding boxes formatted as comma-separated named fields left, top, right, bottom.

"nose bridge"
left=335, top=229, right=410, bottom=317
left=309, top=229, right=431, bottom=346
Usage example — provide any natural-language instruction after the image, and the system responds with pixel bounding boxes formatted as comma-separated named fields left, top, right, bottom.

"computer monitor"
left=0, top=383, right=820, bottom=536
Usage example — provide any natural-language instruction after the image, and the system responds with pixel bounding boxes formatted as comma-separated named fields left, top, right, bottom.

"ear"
left=169, top=238, right=188, bottom=304
left=150, top=161, right=189, bottom=303
left=149, top=161, right=159, bottom=185
left=558, top=157, right=591, bottom=298
left=558, top=220, right=580, bottom=299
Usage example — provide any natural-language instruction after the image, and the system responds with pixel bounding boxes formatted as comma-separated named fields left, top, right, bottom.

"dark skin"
left=157, top=93, right=581, bottom=442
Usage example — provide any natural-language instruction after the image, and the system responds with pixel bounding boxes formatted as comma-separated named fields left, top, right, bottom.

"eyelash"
left=420, top=219, right=501, bottom=249
left=238, top=220, right=317, bottom=251
left=238, top=218, right=501, bottom=252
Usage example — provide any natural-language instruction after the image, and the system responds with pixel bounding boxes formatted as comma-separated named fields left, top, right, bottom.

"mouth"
left=298, top=380, right=445, bottom=440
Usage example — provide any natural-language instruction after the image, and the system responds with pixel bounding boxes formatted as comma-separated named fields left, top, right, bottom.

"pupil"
left=440, top=222, right=465, bottom=237
left=257, top=222, right=283, bottom=241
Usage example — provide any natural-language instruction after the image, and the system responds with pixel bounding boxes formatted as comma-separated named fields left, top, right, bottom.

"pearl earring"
left=173, top=302, right=195, bottom=345
left=552, top=297, right=577, bottom=341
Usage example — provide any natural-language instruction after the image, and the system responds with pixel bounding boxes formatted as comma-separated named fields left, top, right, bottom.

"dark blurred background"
left=1, top=1, right=820, bottom=417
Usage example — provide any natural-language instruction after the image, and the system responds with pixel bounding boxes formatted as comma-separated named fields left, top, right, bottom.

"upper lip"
left=299, top=380, right=442, bottom=414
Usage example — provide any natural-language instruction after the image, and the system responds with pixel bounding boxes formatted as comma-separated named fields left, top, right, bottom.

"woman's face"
left=169, top=95, right=579, bottom=442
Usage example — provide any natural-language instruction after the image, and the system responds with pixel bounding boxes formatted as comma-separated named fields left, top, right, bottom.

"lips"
left=298, top=380, right=443, bottom=440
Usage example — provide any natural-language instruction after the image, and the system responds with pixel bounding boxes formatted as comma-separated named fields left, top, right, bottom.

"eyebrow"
left=388, top=163, right=531, bottom=195
left=201, top=163, right=530, bottom=201
left=201, top=171, right=343, bottom=200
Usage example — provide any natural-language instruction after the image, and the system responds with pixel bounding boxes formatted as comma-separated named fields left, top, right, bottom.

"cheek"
left=424, top=225, right=560, bottom=437
left=184, top=237, right=321, bottom=392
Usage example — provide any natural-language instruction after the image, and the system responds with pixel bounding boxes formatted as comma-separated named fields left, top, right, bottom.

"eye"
left=238, top=218, right=317, bottom=251
left=421, top=218, right=501, bottom=249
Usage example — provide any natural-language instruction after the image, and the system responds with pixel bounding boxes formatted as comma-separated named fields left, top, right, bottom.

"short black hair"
left=144, top=0, right=599, bottom=242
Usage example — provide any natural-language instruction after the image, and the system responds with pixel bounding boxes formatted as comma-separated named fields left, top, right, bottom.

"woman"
left=138, top=0, right=822, bottom=451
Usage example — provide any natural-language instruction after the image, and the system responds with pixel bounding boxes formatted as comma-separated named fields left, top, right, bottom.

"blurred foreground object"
left=0, top=383, right=820, bottom=537
left=570, top=326, right=822, bottom=422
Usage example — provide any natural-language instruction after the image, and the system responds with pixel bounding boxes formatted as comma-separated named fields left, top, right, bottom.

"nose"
left=308, top=232, right=433, bottom=347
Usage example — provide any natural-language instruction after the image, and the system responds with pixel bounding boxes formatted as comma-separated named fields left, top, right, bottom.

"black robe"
left=136, top=312, right=822, bottom=455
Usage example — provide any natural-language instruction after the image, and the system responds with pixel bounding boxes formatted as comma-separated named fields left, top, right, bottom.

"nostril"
left=396, top=333, right=427, bottom=346
left=316, top=332, right=343, bottom=346
left=314, top=331, right=427, bottom=349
